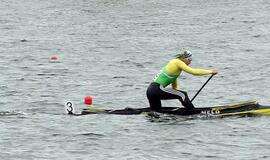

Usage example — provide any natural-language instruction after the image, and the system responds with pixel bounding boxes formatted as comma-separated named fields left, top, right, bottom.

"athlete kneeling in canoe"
left=146, top=50, right=218, bottom=111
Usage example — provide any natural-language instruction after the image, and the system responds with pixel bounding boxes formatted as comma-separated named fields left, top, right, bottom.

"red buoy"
left=50, top=55, right=59, bottom=62
left=84, top=96, right=93, bottom=105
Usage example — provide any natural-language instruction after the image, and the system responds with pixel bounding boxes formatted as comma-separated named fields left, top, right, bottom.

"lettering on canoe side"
left=201, top=110, right=220, bottom=116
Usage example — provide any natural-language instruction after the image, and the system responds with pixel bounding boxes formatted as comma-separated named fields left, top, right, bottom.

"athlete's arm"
left=178, top=60, right=213, bottom=75
left=171, top=80, right=178, bottom=90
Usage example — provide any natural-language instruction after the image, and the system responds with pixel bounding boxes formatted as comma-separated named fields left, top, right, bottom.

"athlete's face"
left=182, top=58, right=192, bottom=65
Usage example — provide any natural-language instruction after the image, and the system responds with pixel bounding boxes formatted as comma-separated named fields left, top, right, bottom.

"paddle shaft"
left=191, top=74, right=215, bottom=102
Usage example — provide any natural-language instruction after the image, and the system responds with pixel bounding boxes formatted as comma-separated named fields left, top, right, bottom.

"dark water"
left=1, top=0, right=270, bottom=159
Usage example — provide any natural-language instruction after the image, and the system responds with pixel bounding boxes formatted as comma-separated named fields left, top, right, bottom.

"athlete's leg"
left=178, top=90, right=194, bottom=109
left=159, top=86, right=194, bottom=109
left=146, top=83, right=162, bottom=111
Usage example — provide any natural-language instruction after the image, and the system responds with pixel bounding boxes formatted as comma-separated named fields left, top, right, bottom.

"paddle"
left=191, top=74, right=215, bottom=102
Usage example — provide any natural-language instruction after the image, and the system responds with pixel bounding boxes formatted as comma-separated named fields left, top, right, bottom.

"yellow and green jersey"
left=153, top=59, right=213, bottom=89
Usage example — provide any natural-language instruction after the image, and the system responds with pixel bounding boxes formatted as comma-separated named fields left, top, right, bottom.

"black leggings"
left=146, top=83, right=194, bottom=111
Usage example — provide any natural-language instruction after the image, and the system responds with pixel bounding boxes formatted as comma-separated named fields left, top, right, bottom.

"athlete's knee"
left=180, top=90, right=188, bottom=96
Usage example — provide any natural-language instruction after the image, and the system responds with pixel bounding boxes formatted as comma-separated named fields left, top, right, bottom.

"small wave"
left=112, top=76, right=126, bottom=79
left=51, top=133, right=105, bottom=138
left=0, top=111, right=26, bottom=117
left=119, top=59, right=145, bottom=68
left=37, top=73, right=59, bottom=76
left=77, top=132, right=106, bottom=140
left=242, top=20, right=256, bottom=24
left=253, top=35, right=261, bottom=38
left=146, top=112, right=190, bottom=123
left=20, top=39, right=27, bottom=42
left=244, top=49, right=255, bottom=52
left=79, top=133, right=105, bottom=137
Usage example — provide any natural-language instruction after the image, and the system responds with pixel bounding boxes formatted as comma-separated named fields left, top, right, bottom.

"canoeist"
left=146, top=50, right=218, bottom=111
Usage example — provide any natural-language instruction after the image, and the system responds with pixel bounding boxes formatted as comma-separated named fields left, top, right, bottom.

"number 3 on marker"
left=65, top=101, right=74, bottom=114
